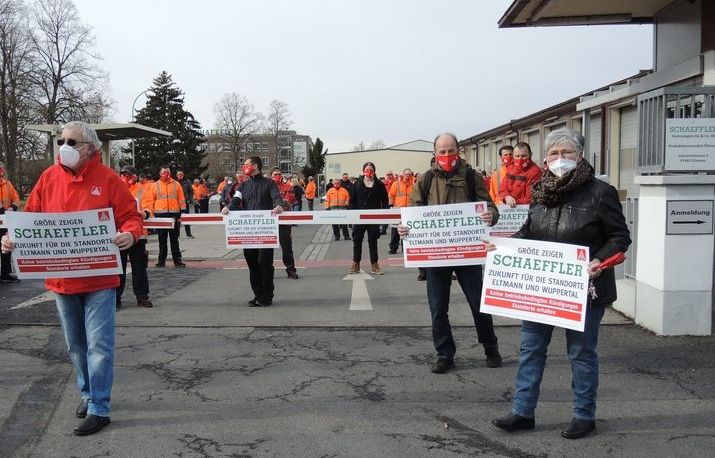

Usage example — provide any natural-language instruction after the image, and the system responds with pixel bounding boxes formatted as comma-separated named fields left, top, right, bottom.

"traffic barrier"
left=0, top=209, right=403, bottom=230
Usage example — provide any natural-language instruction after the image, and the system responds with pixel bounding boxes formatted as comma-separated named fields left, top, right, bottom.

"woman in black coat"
left=492, top=127, right=631, bottom=440
left=348, top=161, right=389, bottom=275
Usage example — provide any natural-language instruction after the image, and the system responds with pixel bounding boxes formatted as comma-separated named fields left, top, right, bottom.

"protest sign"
left=400, top=202, right=489, bottom=268
left=224, top=210, right=279, bottom=249
left=480, top=237, right=590, bottom=332
left=6, top=208, right=122, bottom=279
left=488, top=205, right=529, bottom=238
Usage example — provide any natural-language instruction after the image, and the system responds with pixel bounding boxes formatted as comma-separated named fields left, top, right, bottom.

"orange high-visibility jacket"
left=192, top=183, right=208, bottom=201
left=325, top=187, right=350, bottom=209
left=305, top=181, right=317, bottom=199
left=216, top=180, right=227, bottom=194
left=489, top=166, right=507, bottom=205
left=389, top=179, right=414, bottom=208
left=127, top=181, right=151, bottom=238
left=145, top=179, right=186, bottom=214
left=0, top=177, right=20, bottom=210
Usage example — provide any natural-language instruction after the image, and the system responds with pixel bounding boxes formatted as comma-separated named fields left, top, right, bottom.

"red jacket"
left=498, top=162, right=543, bottom=205
left=24, top=156, right=144, bottom=294
left=278, top=181, right=297, bottom=209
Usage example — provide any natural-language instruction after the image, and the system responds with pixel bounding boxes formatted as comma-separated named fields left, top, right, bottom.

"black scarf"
left=532, top=159, right=594, bottom=208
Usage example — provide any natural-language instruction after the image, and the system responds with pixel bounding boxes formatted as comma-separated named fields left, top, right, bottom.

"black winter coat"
left=513, top=178, right=631, bottom=307
left=349, top=177, right=389, bottom=211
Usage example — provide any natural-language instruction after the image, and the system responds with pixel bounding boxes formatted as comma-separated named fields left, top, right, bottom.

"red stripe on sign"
left=484, top=297, right=582, bottom=322
left=181, top=216, right=223, bottom=222
left=486, top=288, right=582, bottom=312
left=407, top=251, right=486, bottom=261
left=407, top=244, right=485, bottom=255
left=359, top=214, right=400, bottom=220
left=20, top=261, right=119, bottom=272
left=18, top=255, right=116, bottom=266
left=144, top=222, right=174, bottom=228
left=279, top=214, right=314, bottom=221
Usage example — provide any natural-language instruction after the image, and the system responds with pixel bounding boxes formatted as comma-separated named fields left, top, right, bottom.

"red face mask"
left=0, top=168, right=4, bottom=177
left=160, top=171, right=170, bottom=182
left=364, top=169, right=374, bottom=178
left=120, top=175, right=128, bottom=185
left=333, top=182, right=341, bottom=189
left=501, top=155, right=513, bottom=167
left=513, top=158, right=532, bottom=170
left=437, top=153, right=459, bottom=173
left=273, top=175, right=283, bottom=184
left=128, top=176, right=137, bottom=185
left=243, top=165, right=255, bottom=176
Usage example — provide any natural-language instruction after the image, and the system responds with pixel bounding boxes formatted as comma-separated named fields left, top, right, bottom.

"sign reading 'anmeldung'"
left=480, top=237, right=590, bottom=332
left=6, top=208, right=122, bottom=279
left=224, top=210, right=279, bottom=249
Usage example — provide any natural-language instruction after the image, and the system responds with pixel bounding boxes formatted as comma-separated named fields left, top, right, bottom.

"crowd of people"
left=1, top=122, right=630, bottom=440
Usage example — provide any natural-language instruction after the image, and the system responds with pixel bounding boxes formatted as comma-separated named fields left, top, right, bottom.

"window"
left=262, top=156, right=269, bottom=167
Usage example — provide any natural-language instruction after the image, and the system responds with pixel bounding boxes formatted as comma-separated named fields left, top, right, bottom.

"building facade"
left=200, top=130, right=313, bottom=180
left=324, top=140, right=434, bottom=182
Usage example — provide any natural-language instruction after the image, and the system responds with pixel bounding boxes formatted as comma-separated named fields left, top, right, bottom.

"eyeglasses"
left=57, top=138, right=91, bottom=147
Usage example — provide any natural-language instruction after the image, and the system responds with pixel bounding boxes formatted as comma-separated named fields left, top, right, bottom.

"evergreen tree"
left=126, top=71, right=207, bottom=177
left=301, top=137, right=325, bottom=178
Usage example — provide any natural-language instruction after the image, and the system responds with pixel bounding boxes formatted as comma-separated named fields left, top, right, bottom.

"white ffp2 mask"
left=59, top=144, right=80, bottom=169
left=548, top=157, right=578, bottom=177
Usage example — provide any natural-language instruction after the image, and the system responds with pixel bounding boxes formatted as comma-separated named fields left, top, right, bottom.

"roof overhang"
left=499, top=0, right=675, bottom=28
left=25, top=123, right=172, bottom=141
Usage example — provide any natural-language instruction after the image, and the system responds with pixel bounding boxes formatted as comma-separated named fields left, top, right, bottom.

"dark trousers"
left=389, top=227, right=401, bottom=253
left=194, top=203, right=200, bottom=214
left=181, top=205, right=192, bottom=236
left=332, top=224, right=350, bottom=239
left=380, top=224, right=388, bottom=235
left=117, top=239, right=149, bottom=301
left=279, top=225, right=295, bottom=270
left=307, top=199, right=314, bottom=211
left=244, top=248, right=274, bottom=302
left=426, top=264, right=497, bottom=361
left=352, top=224, right=380, bottom=264
left=0, top=228, right=11, bottom=277
left=199, top=198, right=209, bottom=213
left=156, top=213, right=181, bottom=263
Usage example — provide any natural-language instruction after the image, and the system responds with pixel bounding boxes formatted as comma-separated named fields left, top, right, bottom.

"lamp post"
left=131, top=89, right=151, bottom=167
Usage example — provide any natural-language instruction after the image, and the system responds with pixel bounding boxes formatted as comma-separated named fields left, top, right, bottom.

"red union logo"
left=576, top=248, right=587, bottom=261
left=474, top=203, right=486, bottom=213
left=97, top=211, right=110, bottom=222
left=91, top=186, right=102, bottom=196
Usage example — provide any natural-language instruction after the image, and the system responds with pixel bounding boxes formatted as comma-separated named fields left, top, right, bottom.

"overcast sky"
left=73, top=0, right=653, bottom=152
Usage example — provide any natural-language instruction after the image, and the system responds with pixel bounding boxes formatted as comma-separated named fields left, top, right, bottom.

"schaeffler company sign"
left=664, top=118, right=715, bottom=171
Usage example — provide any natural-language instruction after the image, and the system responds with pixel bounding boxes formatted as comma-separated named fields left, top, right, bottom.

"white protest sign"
left=488, top=205, right=529, bottom=238
left=400, top=202, right=489, bottom=268
left=6, top=208, right=122, bottom=279
left=224, top=210, right=279, bottom=249
left=480, top=237, right=590, bottom=332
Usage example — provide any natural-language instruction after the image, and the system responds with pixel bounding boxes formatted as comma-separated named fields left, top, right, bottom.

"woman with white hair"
left=492, top=127, right=631, bottom=439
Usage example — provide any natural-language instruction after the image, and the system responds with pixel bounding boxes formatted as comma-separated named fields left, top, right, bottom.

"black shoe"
left=335, top=237, right=340, bottom=241
left=485, top=345, right=502, bottom=368
left=286, top=269, right=300, bottom=279
left=248, top=298, right=258, bottom=306
left=254, top=299, right=272, bottom=307
left=155, top=262, right=165, bottom=268
left=417, top=272, right=426, bottom=281
left=0, top=274, right=20, bottom=283
left=115, top=299, right=122, bottom=310
left=174, top=260, right=186, bottom=268
left=388, top=250, right=397, bottom=255
left=492, top=413, right=535, bottom=432
left=137, top=298, right=153, bottom=308
left=430, top=358, right=454, bottom=374
left=73, top=414, right=110, bottom=436
left=344, top=236, right=351, bottom=241
left=75, top=399, right=88, bottom=419
left=561, top=418, right=596, bottom=439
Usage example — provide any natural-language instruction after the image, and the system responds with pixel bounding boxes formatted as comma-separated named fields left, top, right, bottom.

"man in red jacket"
left=498, top=142, right=542, bottom=207
left=1, top=121, right=142, bottom=436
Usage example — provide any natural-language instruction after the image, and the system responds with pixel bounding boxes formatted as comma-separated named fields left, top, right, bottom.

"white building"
left=324, top=140, right=434, bottom=182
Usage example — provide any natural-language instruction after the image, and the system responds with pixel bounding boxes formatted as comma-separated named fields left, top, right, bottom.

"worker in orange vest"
left=388, top=168, right=414, bottom=255
left=216, top=176, right=229, bottom=210
left=304, top=176, right=317, bottom=211
left=192, top=179, right=209, bottom=214
left=116, top=165, right=153, bottom=308
left=144, top=165, right=186, bottom=267
left=325, top=180, right=351, bottom=241
left=0, top=161, right=20, bottom=282
left=489, top=145, right=513, bottom=205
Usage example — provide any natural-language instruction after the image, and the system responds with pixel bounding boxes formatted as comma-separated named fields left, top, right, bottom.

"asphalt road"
left=1, top=223, right=714, bottom=457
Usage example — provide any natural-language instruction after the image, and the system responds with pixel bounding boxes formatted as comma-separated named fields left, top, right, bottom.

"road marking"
left=10, top=292, right=54, bottom=310
left=343, top=270, right=373, bottom=311
left=300, top=225, right=334, bottom=261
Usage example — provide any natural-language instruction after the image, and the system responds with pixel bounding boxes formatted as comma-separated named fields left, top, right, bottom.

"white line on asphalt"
left=343, top=270, right=373, bottom=311
left=10, top=291, right=54, bottom=310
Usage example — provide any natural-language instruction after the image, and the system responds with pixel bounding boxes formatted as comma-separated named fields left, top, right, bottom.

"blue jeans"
left=426, top=265, right=497, bottom=361
left=512, top=305, right=605, bottom=421
left=54, top=288, right=115, bottom=417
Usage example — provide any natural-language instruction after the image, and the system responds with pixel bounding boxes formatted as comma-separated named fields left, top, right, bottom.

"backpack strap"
left=419, top=170, right=433, bottom=206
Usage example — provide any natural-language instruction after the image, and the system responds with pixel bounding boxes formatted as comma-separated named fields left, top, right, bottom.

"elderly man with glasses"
left=1, top=121, right=143, bottom=436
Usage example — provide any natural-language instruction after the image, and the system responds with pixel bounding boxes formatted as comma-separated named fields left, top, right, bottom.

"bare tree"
left=369, top=140, right=386, bottom=150
left=353, top=141, right=366, bottom=151
left=265, top=99, right=293, bottom=171
left=0, top=0, right=36, bottom=185
left=29, top=0, right=107, bottom=159
left=214, top=93, right=263, bottom=173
